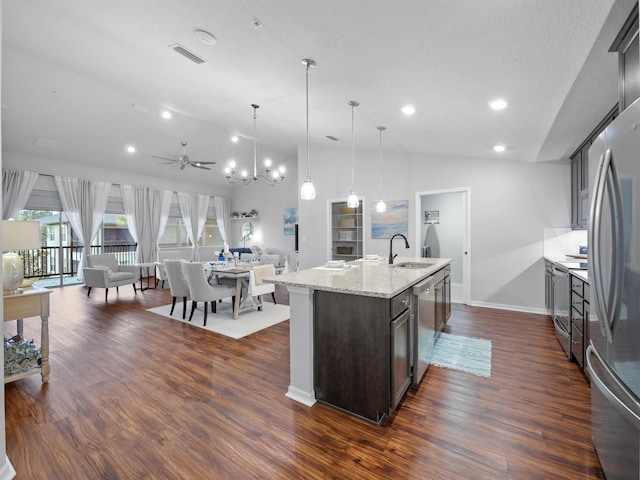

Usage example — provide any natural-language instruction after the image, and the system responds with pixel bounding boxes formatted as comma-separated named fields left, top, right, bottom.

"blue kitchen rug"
left=430, top=332, right=492, bottom=378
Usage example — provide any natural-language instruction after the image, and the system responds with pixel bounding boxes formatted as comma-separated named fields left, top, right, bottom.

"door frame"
left=414, top=187, right=471, bottom=305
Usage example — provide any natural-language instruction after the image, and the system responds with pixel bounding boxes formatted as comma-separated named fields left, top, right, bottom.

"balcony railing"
left=18, top=244, right=137, bottom=279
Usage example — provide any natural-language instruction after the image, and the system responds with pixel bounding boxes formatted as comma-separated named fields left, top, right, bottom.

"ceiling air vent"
left=326, top=135, right=339, bottom=141
left=169, top=44, right=205, bottom=64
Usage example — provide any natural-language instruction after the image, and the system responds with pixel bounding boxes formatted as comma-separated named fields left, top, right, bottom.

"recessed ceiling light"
left=493, top=144, right=506, bottom=152
left=126, top=145, right=136, bottom=153
left=194, top=29, right=217, bottom=46
left=401, top=105, right=416, bottom=115
left=231, top=135, right=239, bottom=143
left=489, top=98, right=509, bottom=110
left=161, top=110, right=172, bottom=119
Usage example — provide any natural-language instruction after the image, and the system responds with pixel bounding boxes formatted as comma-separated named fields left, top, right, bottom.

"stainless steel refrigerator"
left=587, top=97, right=640, bottom=480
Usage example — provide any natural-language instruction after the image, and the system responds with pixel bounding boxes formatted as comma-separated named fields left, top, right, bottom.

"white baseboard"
left=285, top=386, right=316, bottom=407
left=0, top=456, right=16, bottom=480
left=467, top=300, right=547, bottom=316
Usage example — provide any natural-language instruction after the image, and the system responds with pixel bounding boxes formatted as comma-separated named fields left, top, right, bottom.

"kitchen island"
left=268, top=256, right=451, bottom=423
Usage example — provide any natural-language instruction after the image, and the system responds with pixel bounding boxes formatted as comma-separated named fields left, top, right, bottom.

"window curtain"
left=2, top=169, right=39, bottom=220
left=54, top=176, right=111, bottom=280
left=213, top=196, right=230, bottom=246
left=177, top=192, right=210, bottom=261
left=121, top=185, right=172, bottom=263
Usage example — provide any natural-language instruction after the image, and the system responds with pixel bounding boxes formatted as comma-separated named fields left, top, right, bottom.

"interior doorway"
left=414, top=188, right=470, bottom=304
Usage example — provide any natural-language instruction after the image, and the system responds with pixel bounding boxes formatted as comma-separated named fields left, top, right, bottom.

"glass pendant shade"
left=301, top=177, right=316, bottom=200
left=301, top=58, right=317, bottom=200
left=347, top=100, right=359, bottom=207
left=347, top=192, right=359, bottom=208
left=376, top=126, right=386, bottom=214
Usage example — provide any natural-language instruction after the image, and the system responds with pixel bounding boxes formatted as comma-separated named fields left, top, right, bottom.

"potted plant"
left=231, top=211, right=240, bottom=218
left=249, top=209, right=259, bottom=217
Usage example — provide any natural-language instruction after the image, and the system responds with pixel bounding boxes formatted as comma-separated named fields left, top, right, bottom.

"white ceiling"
left=1, top=0, right=637, bottom=192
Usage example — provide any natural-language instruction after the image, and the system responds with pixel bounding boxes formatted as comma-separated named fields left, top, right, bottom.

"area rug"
left=430, top=332, right=492, bottom=378
left=147, top=300, right=289, bottom=339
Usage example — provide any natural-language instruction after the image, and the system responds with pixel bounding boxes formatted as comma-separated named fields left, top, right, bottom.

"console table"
left=3, top=285, right=51, bottom=383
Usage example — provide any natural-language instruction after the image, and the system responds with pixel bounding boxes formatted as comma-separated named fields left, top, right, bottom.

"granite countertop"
left=545, top=256, right=589, bottom=283
left=267, top=256, right=452, bottom=299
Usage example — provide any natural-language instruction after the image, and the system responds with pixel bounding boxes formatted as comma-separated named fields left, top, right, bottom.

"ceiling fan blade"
left=192, top=164, right=212, bottom=170
left=151, top=161, right=178, bottom=166
left=152, top=155, right=178, bottom=162
left=193, top=161, right=216, bottom=165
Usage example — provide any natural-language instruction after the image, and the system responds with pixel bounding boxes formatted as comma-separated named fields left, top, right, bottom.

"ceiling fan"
left=152, top=141, right=216, bottom=170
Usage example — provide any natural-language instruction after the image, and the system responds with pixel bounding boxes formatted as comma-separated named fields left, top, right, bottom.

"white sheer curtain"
left=213, top=196, right=230, bottom=246
left=2, top=169, right=39, bottom=219
left=54, top=176, right=111, bottom=280
left=121, top=185, right=173, bottom=263
left=177, top=192, right=210, bottom=261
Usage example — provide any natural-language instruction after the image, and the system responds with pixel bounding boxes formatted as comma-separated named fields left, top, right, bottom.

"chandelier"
left=225, top=104, right=285, bottom=186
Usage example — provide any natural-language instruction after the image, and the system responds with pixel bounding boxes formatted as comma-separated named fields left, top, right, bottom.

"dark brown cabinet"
left=570, top=106, right=617, bottom=229
left=313, top=288, right=411, bottom=424
left=434, top=265, right=451, bottom=332
left=570, top=274, right=589, bottom=372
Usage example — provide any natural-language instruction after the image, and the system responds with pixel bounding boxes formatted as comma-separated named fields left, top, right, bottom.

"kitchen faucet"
left=389, top=233, right=410, bottom=264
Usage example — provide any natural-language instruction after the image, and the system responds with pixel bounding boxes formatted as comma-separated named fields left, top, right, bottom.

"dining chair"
left=247, top=264, right=276, bottom=310
left=163, top=259, right=191, bottom=319
left=181, top=261, right=236, bottom=326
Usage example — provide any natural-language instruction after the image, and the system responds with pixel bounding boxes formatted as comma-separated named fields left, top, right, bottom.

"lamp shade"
left=2, top=220, right=41, bottom=251
left=3, top=220, right=41, bottom=294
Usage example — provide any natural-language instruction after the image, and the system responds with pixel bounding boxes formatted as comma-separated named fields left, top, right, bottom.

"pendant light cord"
left=306, top=63, right=310, bottom=178
left=349, top=101, right=359, bottom=191
left=378, top=126, right=384, bottom=198
left=252, top=105, right=258, bottom=179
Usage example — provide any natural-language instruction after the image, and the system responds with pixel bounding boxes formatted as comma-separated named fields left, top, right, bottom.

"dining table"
left=205, top=262, right=260, bottom=320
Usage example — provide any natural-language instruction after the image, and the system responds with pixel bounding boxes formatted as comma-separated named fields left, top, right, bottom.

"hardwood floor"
left=4, top=282, right=604, bottom=479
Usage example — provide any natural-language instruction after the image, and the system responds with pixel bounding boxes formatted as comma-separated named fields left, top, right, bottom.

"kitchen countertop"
left=545, top=256, right=589, bottom=282
left=267, top=256, right=451, bottom=299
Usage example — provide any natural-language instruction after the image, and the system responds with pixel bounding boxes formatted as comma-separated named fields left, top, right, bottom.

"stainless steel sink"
left=391, top=262, right=434, bottom=269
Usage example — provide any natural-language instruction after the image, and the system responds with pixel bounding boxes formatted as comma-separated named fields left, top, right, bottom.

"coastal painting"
left=371, top=200, right=408, bottom=239
left=284, top=207, right=297, bottom=235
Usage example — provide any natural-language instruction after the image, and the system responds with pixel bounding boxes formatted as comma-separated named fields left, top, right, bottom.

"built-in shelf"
left=330, top=200, right=364, bottom=260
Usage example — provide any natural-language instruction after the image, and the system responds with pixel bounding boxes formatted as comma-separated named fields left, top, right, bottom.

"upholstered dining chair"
left=163, top=259, right=191, bottom=319
left=181, top=261, right=236, bottom=326
left=247, top=264, right=276, bottom=310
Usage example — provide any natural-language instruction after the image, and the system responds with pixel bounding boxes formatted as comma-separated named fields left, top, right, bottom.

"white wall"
left=410, top=154, right=570, bottom=312
left=420, top=192, right=464, bottom=283
left=227, top=156, right=298, bottom=254
left=297, top=145, right=412, bottom=269
left=297, top=144, right=570, bottom=312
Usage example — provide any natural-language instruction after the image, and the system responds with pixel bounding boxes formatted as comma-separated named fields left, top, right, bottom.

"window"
left=158, top=217, right=223, bottom=247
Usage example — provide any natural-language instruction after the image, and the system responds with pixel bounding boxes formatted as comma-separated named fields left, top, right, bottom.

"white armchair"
left=83, top=254, right=139, bottom=301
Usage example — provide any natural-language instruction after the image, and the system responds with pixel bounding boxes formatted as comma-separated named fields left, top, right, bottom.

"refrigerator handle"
left=589, top=151, right=610, bottom=339
left=605, top=149, right=625, bottom=339
left=586, top=344, right=640, bottom=428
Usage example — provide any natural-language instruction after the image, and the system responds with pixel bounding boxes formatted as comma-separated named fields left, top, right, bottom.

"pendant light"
left=300, top=59, right=317, bottom=200
left=376, top=126, right=387, bottom=213
left=347, top=100, right=359, bottom=208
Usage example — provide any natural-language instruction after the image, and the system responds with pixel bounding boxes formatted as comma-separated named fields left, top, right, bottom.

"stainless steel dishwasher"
left=412, top=275, right=436, bottom=386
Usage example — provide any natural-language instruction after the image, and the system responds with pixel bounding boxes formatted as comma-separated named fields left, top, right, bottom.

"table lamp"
left=2, top=220, right=41, bottom=294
